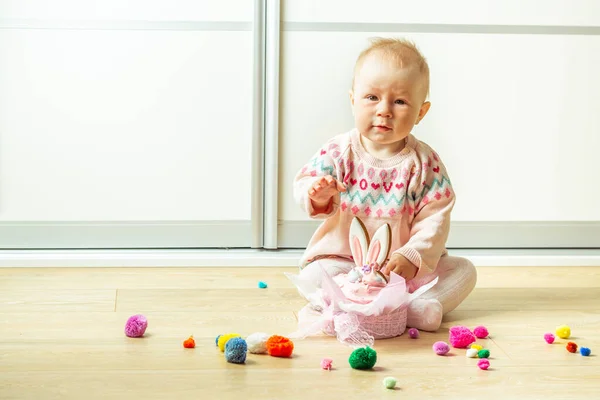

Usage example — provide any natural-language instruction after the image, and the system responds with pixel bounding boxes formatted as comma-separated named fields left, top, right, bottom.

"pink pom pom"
left=320, top=358, right=333, bottom=370
left=125, top=314, right=148, bottom=338
left=473, top=325, right=489, bottom=339
left=449, top=325, right=476, bottom=348
left=408, top=328, right=419, bottom=339
left=433, top=341, right=450, bottom=355
left=544, top=333, right=555, bottom=344
left=478, top=359, right=490, bottom=370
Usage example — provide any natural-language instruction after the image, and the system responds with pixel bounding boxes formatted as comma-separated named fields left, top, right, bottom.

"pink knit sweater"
left=294, top=128, right=455, bottom=278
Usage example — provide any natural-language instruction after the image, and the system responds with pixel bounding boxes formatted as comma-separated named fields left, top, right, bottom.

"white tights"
left=298, top=255, right=477, bottom=332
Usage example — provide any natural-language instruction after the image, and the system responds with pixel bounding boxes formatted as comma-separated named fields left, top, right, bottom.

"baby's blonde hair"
left=353, top=37, right=430, bottom=99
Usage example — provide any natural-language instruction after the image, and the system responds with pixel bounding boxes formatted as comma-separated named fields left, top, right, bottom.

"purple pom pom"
left=473, top=325, right=489, bottom=339
left=433, top=341, right=450, bottom=355
left=408, top=328, right=419, bottom=339
left=449, top=325, right=476, bottom=348
left=544, top=333, right=555, bottom=344
left=125, top=314, right=148, bottom=338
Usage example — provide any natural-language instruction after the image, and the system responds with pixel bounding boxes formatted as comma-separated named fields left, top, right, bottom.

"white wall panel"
left=0, top=0, right=252, bottom=22
left=0, top=29, right=253, bottom=221
left=278, top=32, right=600, bottom=223
left=283, top=0, right=600, bottom=26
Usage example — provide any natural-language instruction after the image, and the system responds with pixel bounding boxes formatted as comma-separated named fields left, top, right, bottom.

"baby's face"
left=350, top=55, right=429, bottom=155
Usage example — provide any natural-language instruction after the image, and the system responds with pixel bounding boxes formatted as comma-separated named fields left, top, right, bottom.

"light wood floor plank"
left=1, top=266, right=599, bottom=289
left=0, top=289, right=115, bottom=312
left=1, top=367, right=599, bottom=400
left=115, top=288, right=306, bottom=312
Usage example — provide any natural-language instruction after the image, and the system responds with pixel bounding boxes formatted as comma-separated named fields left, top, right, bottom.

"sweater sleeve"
left=293, top=140, right=345, bottom=219
left=393, top=149, right=455, bottom=275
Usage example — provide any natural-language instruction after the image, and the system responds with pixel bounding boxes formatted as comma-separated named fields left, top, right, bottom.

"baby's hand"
left=308, top=175, right=346, bottom=210
left=383, top=254, right=418, bottom=281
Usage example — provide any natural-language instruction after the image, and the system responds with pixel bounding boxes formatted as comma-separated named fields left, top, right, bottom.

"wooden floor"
left=1, top=266, right=599, bottom=400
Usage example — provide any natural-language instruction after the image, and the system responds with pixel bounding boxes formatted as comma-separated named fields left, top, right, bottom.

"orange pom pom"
left=266, top=335, right=294, bottom=358
left=183, top=335, right=195, bottom=348
left=566, top=342, right=578, bottom=353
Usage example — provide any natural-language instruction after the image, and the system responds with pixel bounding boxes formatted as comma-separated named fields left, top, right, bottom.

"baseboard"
left=0, top=221, right=253, bottom=248
left=1, top=249, right=599, bottom=267
left=278, top=221, right=600, bottom=248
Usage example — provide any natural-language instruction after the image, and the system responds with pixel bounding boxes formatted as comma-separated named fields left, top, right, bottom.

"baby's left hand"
left=383, top=254, right=418, bottom=281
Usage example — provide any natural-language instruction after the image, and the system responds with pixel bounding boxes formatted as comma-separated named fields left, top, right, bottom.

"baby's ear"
left=416, top=101, right=431, bottom=125
left=349, top=90, right=355, bottom=106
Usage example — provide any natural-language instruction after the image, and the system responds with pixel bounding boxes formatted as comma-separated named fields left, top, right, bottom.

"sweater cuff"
left=304, top=193, right=338, bottom=218
left=394, top=247, right=426, bottom=275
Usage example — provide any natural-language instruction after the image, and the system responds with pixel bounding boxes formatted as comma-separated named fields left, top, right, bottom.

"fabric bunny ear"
left=365, top=223, right=391, bottom=267
left=349, top=217, right=369, bottom=267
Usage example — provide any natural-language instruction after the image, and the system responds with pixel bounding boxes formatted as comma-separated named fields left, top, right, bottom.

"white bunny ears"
left=349, top=217, right=391, bottom=285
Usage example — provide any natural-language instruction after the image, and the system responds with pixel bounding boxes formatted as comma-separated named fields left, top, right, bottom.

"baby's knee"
left=455, top=256, right=478, bottom=290
left=299, top=258, right=355, bottom=287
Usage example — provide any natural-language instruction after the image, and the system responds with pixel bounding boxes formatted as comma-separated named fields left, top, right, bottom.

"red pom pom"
left=266, top=335, right=294, bottom=357
left=566, top=342, right=578, bottom=353
left=183, top=335, right=195, bottom=348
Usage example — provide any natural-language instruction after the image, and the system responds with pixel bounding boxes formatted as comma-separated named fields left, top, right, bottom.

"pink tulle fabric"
left=285, top=264, right=438, bottom=347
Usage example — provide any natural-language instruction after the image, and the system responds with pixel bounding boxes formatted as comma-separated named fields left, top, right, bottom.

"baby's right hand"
left=308, top=175, right=346, bottom=209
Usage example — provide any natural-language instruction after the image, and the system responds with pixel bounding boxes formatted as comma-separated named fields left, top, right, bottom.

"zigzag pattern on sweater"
left=416, top=176, right=452, bottom=200
left=310, top=157, right=334, bottom=176
left=341, top=191, right=407, bottom=206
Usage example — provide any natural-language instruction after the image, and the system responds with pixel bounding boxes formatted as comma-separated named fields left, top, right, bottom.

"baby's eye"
left=395, top=99, right=406, bottom=105
left=367, top=95, right=378, bottom=101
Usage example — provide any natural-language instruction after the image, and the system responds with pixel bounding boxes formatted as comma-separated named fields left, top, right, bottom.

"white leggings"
left=299, top=254, right=477, bottom=315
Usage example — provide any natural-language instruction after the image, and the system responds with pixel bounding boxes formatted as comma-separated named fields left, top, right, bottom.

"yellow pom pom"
left=218, top=333, right=241, bottom=352
left=470, top=344, right=483, bottom=351
left=556, top=325, right=571, bottom=339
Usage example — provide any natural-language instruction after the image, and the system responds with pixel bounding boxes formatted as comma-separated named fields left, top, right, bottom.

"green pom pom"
left=383, top=377, right=397, bottom=389
left=478, top=349, right=490, bottom=359
left=348, top=347, right=377, bottom=370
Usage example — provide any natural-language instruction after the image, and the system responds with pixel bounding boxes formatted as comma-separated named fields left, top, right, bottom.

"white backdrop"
left=0, top=0, right=256, bottom=247
left=277, top=0, right=600, bottom=248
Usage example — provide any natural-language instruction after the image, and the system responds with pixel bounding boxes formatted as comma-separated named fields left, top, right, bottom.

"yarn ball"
left=320, top=358, right=333, bottom=370
left=183, top=335, right=195, bottom=348
left=225, top=337, right=247, bottom=364
left=258, top=281, right=268, bottom=289
left=349, top=347, right=377, bottom=370
left=470, top=344, right=483, bottom=351
left=218, top=333, right=241, bottom=352
left=124, top=314, right=148, bottom=338
left=449, top=325, right=476, bottom=348
left=383, top=377, right=397, bottom=389
left=215, top=334, right=221, bottom=346
left=556, top=325, right=571, bottom=339
left=580, top=347, right=591, bottom=357
left=466, top=348, right=479, bottom=358
left=408, top=328, right=419, bottom=339
left=566, top=342, right=578, bottom=353
left=473, top=326, right=489, bottom=339
left=246, top=332, right=270, bottom=354
left=544, top=333, right=555, bottom=344
left=478, top=349, right=490, bottom=359
left=478, top=359, right=490, bottom=370
left=433, top=341, right=450, bottom=356
left=266, top=335, right=294, bottom=358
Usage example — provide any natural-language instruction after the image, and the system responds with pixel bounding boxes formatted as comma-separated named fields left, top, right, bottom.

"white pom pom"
left=246, top=332, right=270, bottom=354
left=466, top=348, right=478, bottom=358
